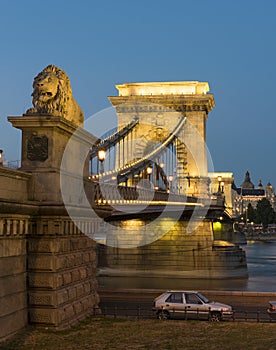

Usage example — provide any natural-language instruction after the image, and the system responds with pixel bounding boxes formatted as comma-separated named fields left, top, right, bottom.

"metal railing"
left=90, top=182, right=203, bottom=206
left=92, top=305, right=276, bottom=323
left=1, top=160, right=21, bottom=169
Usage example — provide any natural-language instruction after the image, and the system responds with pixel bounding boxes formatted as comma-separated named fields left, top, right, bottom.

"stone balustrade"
left=0, top=216, right=29, bottom=236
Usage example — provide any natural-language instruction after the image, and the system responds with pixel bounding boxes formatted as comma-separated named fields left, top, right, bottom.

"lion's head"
left=32, top=70, right=60, bottom=104
left=25, top=64, right=84, bottom=126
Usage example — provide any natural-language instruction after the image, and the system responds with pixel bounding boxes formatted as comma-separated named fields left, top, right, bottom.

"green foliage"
left=247, top=203, right=256, bottom=222
left=254, top=198, right=275, bottom=226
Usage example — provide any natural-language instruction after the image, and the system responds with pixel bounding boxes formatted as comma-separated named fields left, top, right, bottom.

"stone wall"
left=0, top=167, right=30, bottom=201
left=0, top=115, right=101, bottom=341
left=0, top=208, right=101, bottom=342
left=0, top=215, right=29, bottom=341
left=27, top=218, right=99, bottom=328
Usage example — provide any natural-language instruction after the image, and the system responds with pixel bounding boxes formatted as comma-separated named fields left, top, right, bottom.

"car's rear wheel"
left=209, top=312, right=222, bottom=322
left=157, top=310, right=170, bottom=320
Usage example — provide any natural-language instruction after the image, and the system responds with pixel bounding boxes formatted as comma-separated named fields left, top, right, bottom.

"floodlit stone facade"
left=109, top=81, right=215, bottom=197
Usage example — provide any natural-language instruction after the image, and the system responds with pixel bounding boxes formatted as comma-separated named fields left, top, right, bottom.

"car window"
left=185, top=293, right=203, bottom=304
left=197, top=293, right=209, bottom=303
left=165, top=292, right=183, bottom=303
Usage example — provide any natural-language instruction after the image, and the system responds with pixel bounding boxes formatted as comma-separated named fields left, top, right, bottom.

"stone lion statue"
left=25, top=64, right=84, bottom=126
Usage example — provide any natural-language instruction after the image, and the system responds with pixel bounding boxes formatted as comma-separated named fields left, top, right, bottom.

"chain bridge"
left=84, top=81, right=247, bottom=286
left=0, top=66, right=248, bottom=339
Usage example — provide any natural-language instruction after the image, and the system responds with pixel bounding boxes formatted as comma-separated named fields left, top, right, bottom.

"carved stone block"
left=27, top=135, right=48, bottom=161
left=67, top=287, right=77, bottom=301
left=73, top=302, right=82, bottom=315
left=28, top=292, right=54, bottom=307
left=71, top=270, right=80, bottom=283
left=76, top=284, right=84, bottom=297
left=29, top=308, right=58, bottom=325
left=28, top=255, right=55, bottom=271
left=60, top=290, right=69, bottom=305
left=28, top=272, right=60, bottom=289
left=62, top=272, right=72, bottom=286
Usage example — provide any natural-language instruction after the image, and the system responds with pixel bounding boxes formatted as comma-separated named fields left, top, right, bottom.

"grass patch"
left=1, top=317, right=276, bottom=350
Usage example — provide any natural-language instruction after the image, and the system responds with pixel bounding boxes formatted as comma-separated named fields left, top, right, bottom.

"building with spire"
left=232, top=171, right=276, bottom=217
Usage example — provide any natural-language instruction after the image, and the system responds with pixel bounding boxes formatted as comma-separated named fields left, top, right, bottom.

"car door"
left=164, top=292, right=186, bottom=318
left=184, top=293, right=209, bottom=320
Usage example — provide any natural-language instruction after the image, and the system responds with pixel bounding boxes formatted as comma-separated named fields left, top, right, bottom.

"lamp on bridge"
left=217, top=176, right=222, bottom=193
left=146, top=165, right=153, bottom=181
left=168, top=175, right=173, bottom=192
left=98, top=149, right=106, bottom=174
left=0, top=149, right=3, bottom=166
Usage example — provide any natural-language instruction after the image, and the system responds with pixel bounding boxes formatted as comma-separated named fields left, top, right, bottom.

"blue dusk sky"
left=0, top=0, right=275, bottom=187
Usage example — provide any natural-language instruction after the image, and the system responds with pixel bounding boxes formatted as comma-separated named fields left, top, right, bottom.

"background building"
left=232, top=171, right=276, bottom=218
left=208, top=172, right=234, bottom=217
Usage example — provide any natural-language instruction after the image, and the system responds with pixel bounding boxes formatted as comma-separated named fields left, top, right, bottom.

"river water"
left=99, top=241, right=276, bottom=292
left=242, top=241, right=276, bottom=292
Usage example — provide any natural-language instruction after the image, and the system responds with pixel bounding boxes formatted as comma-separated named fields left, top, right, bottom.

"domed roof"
left=258, top=180, right=263, bottom=189
left=241, top=171, right=254, bottom=189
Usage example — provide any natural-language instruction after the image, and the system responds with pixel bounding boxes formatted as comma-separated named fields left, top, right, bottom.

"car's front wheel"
left=209, top=312, right=222, bottom=322
left=157, top=310, right=170, bottom=320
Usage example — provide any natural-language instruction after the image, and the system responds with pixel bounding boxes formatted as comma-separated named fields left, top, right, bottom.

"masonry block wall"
left=27, top=220, right=99, bottom=328
left=0, top=216, right=29, bottom=341
left=0, top=211, right=101, bottom=341
left=0, top=115, right=101, bottom=342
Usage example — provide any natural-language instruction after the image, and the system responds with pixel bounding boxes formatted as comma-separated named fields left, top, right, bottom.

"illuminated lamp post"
left=217, top=176, right=222, bottom=193
left=146, top=165, right=153, bottom=181
left=98, top=149, right=106, bottom=175
left=0, top=150, right=3, bottom=166
left=168, top=175, right=173, bottom=192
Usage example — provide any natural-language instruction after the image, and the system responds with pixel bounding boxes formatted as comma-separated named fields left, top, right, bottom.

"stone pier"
left=0, top=114, right=102, bottom=340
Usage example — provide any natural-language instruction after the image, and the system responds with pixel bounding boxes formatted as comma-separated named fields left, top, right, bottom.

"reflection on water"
left=99, top=242, right=276, bottom=292
left=243, top=241, right=276, bottom=292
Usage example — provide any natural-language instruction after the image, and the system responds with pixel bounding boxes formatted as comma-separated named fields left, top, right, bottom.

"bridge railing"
left=89, top=181, right=221, bottom=207
left=0, top=160, right=21, bottom=169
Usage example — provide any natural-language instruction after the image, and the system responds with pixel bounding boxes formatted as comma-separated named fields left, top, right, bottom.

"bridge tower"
left=108, top=81, right=215, bottom=197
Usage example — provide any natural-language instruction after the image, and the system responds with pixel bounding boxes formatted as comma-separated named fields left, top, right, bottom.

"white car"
left=153, top=291, right=233, bottom=322
left=267, top=301, right=276, bottom=319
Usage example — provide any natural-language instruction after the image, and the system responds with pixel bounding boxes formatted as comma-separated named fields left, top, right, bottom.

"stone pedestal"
left=4, top=115, right=100, bottom=330
left=8, top=116, right=94, bottom=202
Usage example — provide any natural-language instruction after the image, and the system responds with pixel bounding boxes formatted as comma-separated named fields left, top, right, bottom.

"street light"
left=217, top=176, right=222, bottom=193
left=168, top=174, right=173, bottom=192
left=146, top=165, right=153, bottom=181
left=98, top=149, right=106, bottom=174
left=0, top=150, right=3, bottom=166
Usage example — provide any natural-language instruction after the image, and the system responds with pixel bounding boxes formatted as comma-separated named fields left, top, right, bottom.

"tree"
left=255, top=198, right=275, bottom=227
left=247, top=203, right=256, bottom=222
